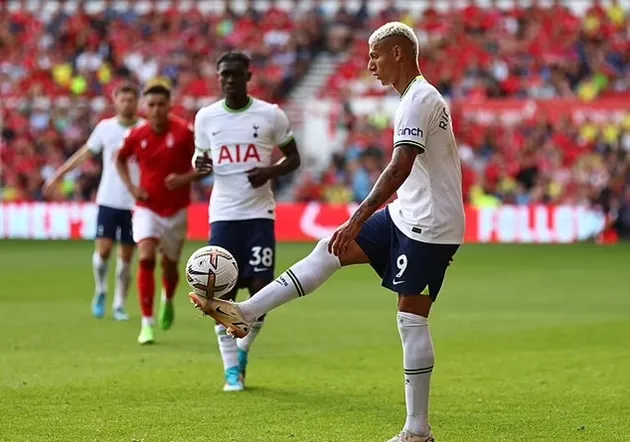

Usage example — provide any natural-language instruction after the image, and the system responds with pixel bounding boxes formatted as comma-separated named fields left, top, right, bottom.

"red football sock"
left=138, top=259, right=156, bottom=318
left=162, top=271, right=179, bottom=301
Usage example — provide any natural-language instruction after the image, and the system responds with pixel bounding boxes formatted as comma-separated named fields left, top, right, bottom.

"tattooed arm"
left=328, top=144, right=419, bottom=256
left=349, top=144, right=419, bottom=224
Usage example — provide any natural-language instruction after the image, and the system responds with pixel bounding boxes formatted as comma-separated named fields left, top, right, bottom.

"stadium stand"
left=1, top=0, right=629, bottom=238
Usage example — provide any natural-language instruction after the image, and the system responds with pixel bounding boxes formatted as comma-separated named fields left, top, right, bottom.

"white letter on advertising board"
left=81, top=204, right=98, bottom=239
left=31, top=203, right=47, bottom=239
left=533, top=206, right=552, bottom=243
left=554, top=206, right=574, bottom=243
left=49, top=204, right=70, bottom=239
left=517, top=206, right=533, bottom=242
left=7, top=204, right=30, bottom=238
left=497, top=206, right=517, bottom=243
left=478, top=208, right=494, bottom=242
left=0, top=205, right=4, bottom=238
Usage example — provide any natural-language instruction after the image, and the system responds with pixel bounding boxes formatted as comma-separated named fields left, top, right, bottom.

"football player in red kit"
left=116, top=79, right=207, bottom=344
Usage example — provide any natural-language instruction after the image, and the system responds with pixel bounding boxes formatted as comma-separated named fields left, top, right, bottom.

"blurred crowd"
left=1, top=0, right=630, bottom=237
left=324, top=0, right=630, bottom=101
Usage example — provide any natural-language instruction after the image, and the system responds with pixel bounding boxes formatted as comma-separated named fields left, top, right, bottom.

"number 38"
left=249, top=246, right=273, bottom=267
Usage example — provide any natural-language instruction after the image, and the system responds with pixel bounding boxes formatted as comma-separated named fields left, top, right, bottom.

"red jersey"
left=118, top=116, right=195, bottom=217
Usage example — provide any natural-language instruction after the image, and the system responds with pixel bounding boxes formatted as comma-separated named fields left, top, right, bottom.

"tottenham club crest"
left=252, top=124, right=259, bottom=138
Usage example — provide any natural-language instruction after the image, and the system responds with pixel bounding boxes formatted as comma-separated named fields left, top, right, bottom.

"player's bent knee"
left=160, top=255, right=178, bottom=275
left=339, top=241, right=370, bottom=267
left=137, top=239, right=158, bottom=261
left=95, top=238, right=113, bottom=259
left=397, top=294, right=433, bottom=318
left=119, top=244, right=135, bottom=263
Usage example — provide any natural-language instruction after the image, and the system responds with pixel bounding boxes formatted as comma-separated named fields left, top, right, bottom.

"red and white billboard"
left=0, top=202, right=606, bottom=243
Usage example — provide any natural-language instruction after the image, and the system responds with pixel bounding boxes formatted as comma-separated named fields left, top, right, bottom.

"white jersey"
left=86, top=117, right=144, bottom=210
left=194, top=98, right=294, bottom=222
left=388, top=75, right=465, bottom=244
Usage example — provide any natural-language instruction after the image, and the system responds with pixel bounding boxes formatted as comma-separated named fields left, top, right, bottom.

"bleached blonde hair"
left=368, top=21, right=419, bottom=61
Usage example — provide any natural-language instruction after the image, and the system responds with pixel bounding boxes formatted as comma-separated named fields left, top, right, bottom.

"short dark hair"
left=142, top=79, right=171, bottom=99
left=216, top=51, right=251, bottom=70
left=114, top=82, right=139, bottom=98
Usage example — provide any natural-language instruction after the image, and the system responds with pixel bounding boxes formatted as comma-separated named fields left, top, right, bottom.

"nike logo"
left=212, top=130, right=221, bottom=136
left=253, top=267, right=268, bottom=272
left=215, top=306, right=234, bottom=317
left=393, top=280, right=405, bottom=285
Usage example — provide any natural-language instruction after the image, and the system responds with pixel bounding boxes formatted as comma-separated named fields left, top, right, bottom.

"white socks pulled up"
left=92, top=252, right=109, bottom=296
left=239, top=238, right=341, bottom=321
left=398, top=311, right=434, bottom=437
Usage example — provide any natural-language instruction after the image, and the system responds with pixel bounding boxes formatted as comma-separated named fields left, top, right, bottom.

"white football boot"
left=386, top=431, right=435, bottom=442
left=188, top=293, right=252, bottom=339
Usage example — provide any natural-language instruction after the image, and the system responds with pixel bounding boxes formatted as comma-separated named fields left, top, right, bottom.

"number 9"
left=395, top=254, right=408, bottom=278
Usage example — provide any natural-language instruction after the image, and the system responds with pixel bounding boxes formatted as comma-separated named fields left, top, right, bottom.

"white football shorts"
left=132, top=206, right=188, bottom=261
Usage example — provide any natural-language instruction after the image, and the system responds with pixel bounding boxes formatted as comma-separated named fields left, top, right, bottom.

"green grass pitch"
left=1, top=240, right=629, bottom=442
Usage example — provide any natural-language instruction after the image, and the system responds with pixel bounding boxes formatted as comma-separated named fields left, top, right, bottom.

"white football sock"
left=236, top=320, right=265, bottom=352
left=113, top=258, right=131, bottom=310
left=215, top=324, right=239, bottom=370
left=141, top=316, right=154, bottom=327
left=92, top=252, right=109, bottom=296
left=239, top=238, right=341, bottom=321
left=398, top=311, right=434, bottom=437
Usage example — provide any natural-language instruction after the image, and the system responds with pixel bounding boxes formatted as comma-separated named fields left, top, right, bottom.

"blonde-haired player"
left=191, top=22, right=465, bottom=442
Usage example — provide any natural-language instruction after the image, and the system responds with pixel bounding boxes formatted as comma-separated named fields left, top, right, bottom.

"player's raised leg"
left=92, top=235, right=113, bottom=319
left=136, top=237, right=158, bottom=344
left=112, top=211, right=135, bottom=321
left=190, top=236, right=369, bottom=337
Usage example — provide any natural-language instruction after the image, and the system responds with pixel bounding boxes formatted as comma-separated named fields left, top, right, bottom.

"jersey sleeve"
left=194, top=110, right=211, bottom=153
left=116, top=128, right=136, bottom=160
left=393, top=97, right=433, bottom=153
left=272, top=105, right=294, bottom=148
left=86, top=121, right=105, bottom=154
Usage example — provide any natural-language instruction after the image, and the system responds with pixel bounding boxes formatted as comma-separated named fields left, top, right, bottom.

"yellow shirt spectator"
left=469, top=184, right=501, bottom=209
left=52, top=63, right=73, bottom=88
left=602, top=124, right=620, bottom=144
left=323, top=185, right=353, bottom=204
left=579, top=122, right=599, bottom=143
left=607, top=3, right=625, bottom=27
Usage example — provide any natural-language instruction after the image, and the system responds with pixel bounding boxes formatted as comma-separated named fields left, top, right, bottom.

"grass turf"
left=1, top=241, right=629, bottom=442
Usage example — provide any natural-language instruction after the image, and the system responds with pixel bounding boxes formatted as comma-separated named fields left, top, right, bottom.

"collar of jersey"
left=117, top=117, right=139, bottom=127
left=222, top=97, right=253, bottom=113
left=399, top=75, right=425, bottom=100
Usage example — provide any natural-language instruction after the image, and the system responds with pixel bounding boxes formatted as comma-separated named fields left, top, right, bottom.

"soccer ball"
left=185, top=246, right=239, bottom=299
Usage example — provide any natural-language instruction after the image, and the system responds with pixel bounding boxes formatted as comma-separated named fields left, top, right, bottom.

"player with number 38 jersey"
left=194, top=90, right=293, bottom=223
left=192, top=52, right=301, bottom=392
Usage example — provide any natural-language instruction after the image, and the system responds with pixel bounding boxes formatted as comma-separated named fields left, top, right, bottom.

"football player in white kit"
left=190, top=23, right=465, bottom=441
left=192, top=52, right=301, bottom=391
left=43, top=84, right=143, bottom=321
